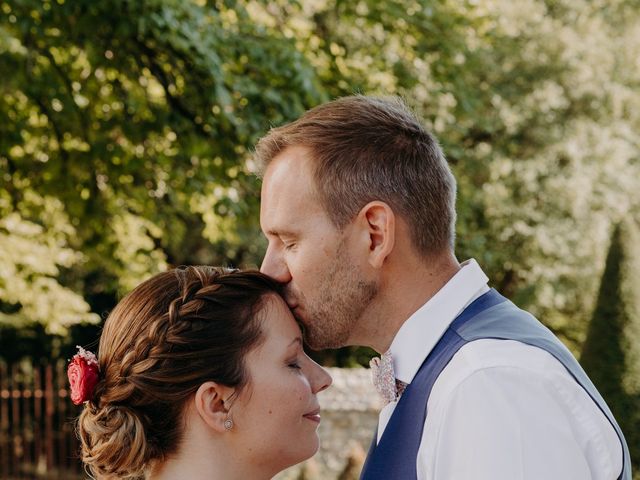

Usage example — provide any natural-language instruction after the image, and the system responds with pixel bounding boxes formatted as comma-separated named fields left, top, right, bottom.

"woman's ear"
left=357, top=201, right=395, bottom=269
left=193, top=382, right=235, bottom=433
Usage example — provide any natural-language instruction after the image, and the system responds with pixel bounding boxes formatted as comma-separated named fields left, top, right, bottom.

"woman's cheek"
left=295, top=377, right=311, bottom=403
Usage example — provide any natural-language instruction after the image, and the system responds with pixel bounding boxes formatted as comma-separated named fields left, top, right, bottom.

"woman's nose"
left=311, top=365, right=332, bottom=394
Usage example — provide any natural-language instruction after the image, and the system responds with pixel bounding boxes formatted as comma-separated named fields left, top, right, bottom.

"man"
left=256, top=95, right=630, bottom=480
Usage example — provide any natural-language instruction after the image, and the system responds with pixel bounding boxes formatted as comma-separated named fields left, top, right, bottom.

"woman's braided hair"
left=77, top=266, right=280, bottom=479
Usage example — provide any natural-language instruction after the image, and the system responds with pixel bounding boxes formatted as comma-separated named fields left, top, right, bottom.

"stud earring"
left=224, top=418, right=234, bottom=430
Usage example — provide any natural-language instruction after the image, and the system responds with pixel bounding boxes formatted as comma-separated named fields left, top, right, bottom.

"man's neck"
left=354, top=251, right=460, bottom=353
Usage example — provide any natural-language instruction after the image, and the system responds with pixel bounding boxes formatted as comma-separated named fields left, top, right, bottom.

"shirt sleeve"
left=426, top=365, right=619, bottom=480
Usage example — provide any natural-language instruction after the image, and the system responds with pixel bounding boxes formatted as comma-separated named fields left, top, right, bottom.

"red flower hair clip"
left=67, top=346, right=99, bottom=405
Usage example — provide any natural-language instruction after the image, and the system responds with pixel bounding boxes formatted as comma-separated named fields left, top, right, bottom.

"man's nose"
left=260, top=246, right=292, bottom=283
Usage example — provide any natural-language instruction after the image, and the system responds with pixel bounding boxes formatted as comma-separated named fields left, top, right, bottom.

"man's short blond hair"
left=255, top=95, right=457, bottom=256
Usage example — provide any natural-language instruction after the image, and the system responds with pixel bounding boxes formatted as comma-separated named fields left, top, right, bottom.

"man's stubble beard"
left=294, top=248, right=378, bottom=350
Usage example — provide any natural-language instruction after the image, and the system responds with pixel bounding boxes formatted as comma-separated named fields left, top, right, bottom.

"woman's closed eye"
left=287, top=359, right=302, bottom=370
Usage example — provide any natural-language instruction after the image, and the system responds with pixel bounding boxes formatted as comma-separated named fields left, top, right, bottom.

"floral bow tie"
left=370, top=351, right=407, bottom=404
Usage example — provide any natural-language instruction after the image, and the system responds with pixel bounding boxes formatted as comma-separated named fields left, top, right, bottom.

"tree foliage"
left=254, top=0, right=640, bottom=349
left=0, top=0, right=324, bottom=354
left=0, top=193, right=98, bottom=334
left=581, top=220, right=640, bottom=476
left=1, top=0, right=639, bottom=361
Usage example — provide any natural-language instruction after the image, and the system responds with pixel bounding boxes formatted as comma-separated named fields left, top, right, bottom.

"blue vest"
left=360, top=289, right=631, bottom=480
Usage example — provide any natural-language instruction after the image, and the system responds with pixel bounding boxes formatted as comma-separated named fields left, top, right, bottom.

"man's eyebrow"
left=266, top=228, right=298, bottom=238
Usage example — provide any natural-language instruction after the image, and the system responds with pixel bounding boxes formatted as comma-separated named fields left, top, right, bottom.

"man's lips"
left=289, top=303, right=301, bottom=315
left=285, top=298, right=298, bottom=309
left=283, top=292, right=298, bottom=310
left=303, top=409, right=321, bottom=423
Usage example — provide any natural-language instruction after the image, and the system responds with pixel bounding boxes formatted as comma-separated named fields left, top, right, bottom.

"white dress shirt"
left=377, top=259, right=623, bottom=480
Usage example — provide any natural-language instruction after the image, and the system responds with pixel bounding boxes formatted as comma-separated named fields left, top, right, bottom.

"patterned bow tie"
left=370, top=351, right=408, bottom=404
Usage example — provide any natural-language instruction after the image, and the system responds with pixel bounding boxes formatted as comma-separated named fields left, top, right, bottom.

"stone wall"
left=275, top=367, right=382, bottom=480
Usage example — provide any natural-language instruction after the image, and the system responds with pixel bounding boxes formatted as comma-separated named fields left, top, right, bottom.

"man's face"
left=260, top=146, right=377, bottom=349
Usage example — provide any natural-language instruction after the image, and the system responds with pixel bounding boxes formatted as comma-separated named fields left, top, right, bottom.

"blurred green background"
left=1, top=0, right=639, bottom=471
left=2, top=0, right=639, bottom=356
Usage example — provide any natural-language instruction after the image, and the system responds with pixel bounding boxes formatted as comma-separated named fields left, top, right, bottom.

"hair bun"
left=76, top=267, right=280, bottom=476
left=78, top=404, right=150, bottom=479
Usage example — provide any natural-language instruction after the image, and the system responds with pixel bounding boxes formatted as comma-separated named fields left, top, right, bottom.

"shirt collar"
left=388, top=259, right=490, bottom=384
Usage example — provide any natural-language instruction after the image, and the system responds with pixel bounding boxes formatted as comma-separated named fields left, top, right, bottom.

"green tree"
left=252, top=0, right=640, bottom=350
left=0, top=194, right=99, bottom=334
left=2, top=0, right=640, bottom=365
left=0, top=0, right=324, bottom=354
left=581, top=220, right=640, bottom=476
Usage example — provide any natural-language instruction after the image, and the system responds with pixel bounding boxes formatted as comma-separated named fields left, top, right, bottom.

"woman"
left=69, top=266, right=332, bottom=479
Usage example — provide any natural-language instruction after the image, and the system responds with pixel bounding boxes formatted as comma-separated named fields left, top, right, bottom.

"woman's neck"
left=149, top=456, right=273, bottom=480
left=148, top=434, right=276, bottom=480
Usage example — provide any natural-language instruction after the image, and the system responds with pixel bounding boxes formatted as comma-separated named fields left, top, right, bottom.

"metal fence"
left=0, top=359, right=83, bottom=480
left=0, top=362, right=377, bottom=480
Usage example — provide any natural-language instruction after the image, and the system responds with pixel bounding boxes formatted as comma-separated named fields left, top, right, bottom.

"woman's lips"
left=303, top=410, right=321, bottom=423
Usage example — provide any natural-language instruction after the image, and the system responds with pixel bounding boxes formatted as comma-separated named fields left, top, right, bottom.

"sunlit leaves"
left=0, top=194, right=99, bottom=335
left=0, top=0, right=323, bottom=336
left=1, top=0, right=639, bottom=356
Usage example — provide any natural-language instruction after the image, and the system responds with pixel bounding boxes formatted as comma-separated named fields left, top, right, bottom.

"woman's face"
left=230, top=295, right=332, bottom=473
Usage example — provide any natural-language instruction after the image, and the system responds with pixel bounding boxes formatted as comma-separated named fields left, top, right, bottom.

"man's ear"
left=194, top=381, right=235, bottom=433
left=357, top=201, right=395, bottom=269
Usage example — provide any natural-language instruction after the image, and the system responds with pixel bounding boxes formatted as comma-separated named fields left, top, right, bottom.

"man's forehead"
left=260, top=147, right=322, bottom=224
left=263, top=145, right=315, bottom=185
left=260, top=189, right=316, bottom=236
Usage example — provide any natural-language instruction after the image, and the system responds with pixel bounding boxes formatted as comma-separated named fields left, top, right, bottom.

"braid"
left=101, top=268, right=229, bottom=404
left=77, top=266, right=280, bottom=479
